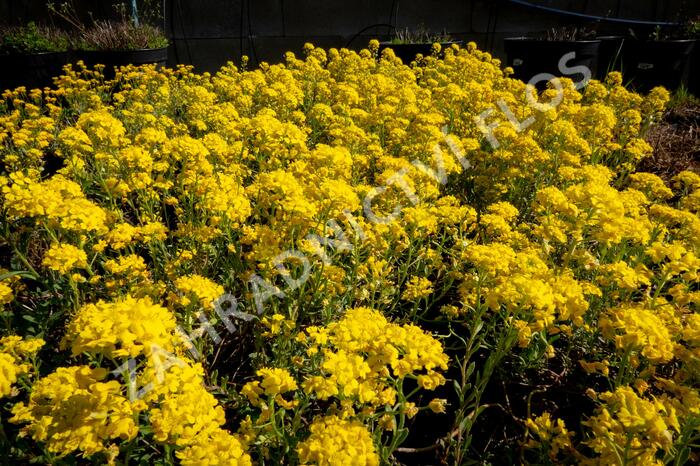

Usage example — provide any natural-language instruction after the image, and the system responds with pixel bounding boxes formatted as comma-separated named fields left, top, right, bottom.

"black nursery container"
left=622, top=39, right=696, bottom=92
left=686, top=42, right=700, bottom=97
left=74, top=47, right=168, bottom=79
left=596, top=36, right=625, bottom=80
left=0, top=51, right=68, bottom=91
left=378, top=41, right=462, bottom=64
left=504, top=37, right=601, bottom=88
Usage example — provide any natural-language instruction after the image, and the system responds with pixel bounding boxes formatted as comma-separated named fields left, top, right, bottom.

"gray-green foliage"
left=0, top=22, right=69, bottom=55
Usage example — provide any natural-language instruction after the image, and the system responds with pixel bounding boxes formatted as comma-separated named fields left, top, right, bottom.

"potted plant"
left=0, top=22, right=69, bottom=90
left=379, top=26, right=462, bottom=64
left=75, top=19, right=169, bottom=75
left=504, top=26, right=601, bottom=87
left=622, top=24, right=696, bottom=92
left=49, top=1, right=168, bottom=78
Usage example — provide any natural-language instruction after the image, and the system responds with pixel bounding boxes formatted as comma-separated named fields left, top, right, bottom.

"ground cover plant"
left=0, top=41, right=699, bottom=465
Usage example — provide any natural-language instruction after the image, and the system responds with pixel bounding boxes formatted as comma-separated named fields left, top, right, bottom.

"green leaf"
left=466, top=361, right=476, bottom=378
left=0, top=270, right=37, bottom=281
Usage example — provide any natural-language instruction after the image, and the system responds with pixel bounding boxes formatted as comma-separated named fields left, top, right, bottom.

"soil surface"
left=641, top=100, right=700, bottom=179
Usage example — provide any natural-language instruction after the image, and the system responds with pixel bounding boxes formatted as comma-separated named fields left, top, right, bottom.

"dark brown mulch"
left=640, top=102, right=700, bottom=180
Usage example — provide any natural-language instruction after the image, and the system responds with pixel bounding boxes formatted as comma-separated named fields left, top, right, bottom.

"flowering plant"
left=0, top=40, right=698, bottom=465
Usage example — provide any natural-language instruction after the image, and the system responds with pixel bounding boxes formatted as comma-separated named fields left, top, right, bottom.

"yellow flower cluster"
left=401, top=276, right=434, bottom=301
left=176, top=429, right=252, bottom=466
left=300, top=307, right=448, bottom=405
left=297, top=415, right=379, bottom=466
left=459, top=243, right=593, bottom=330
left=173, top=274, right=225, bottom=309
left=139, top=361, right=253, bottom=464
left=63, top=295, right=178, bottom=358
left=145, top=362, right=228, bottom=445
left=583, top=386, right=679, bottom=465
left=533, top=165, right=652, bottom=246
left=600, top=304, right=676, bottom=364
left=524, top=412, right=574, bottom=460
left=0, top=335, right=43, bottom=397
left=13, top=291, right=253, bottom=461
left=42, top=242, right=88, bottom=275
left=2, top=172, right=107, bottom=233
left=241, top=367, right=298, bottom=409
left=0, top=279, right=13, bottom=306
left=10, top=366, right=141, bottom=457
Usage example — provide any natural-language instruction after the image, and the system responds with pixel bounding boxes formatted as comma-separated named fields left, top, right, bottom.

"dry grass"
left=640, top=99, right=700, bottom=180
left=78, top=20, right=167, bottom=51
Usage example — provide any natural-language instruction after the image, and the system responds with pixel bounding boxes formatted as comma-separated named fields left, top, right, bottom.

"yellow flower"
left=174, top=274, right=224, bottom=309
left=42, top=243, right=88, bottom=275
left=401, top=276, right=434, bottom=301
left=583, top=386, right=679, bottom=464
left=629, top=172, right=674, bottom=200
left=139, top=221, right=169, bottom=242
left=2, top=173, right=107, bottom=233
left=301, top=307, right=448, bottom=405
left=513, top=319, right=533, bottom=347
left=200, top=173, right=251, bottom=227
left=10, top=366, right=141, bottom=457
left=261, top=313, right=295, bottom=337
left=297, top=415, right=379, bottom=466
left=144, top=362, right=228, bottom=447
left=103, top=254, right=149, bottom=278
left=417, top=371, right=445, bottom=390
left=600, top=305, right=676, bottom=364
left=1, top=335, right=44, bottom=356
left=596, top=261, right=651, bottom=291
left=0, top=353, right=24, bottom=397
left=105, top=222, right=139, bottom=249
left=403, top=402, right=419, bottom=418
left=579, top=359, right=610, bottom=377
left=176, top=429, right=252, bottom=466
left=428, top=398, right=447, bottom=413
left=0, top=281, right=14, bottom=305
left=240, top=380, right=264, bottom=407
left=257, top=367, right=298, bottom=396
left=524, top=412, right=573, bottom=459
left=0, top=38, right=694, bottom=465
left=64, top=296, right=178, bottom=358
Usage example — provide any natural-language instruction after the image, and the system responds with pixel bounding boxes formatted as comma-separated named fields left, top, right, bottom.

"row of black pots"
left=504, top=37, right=697, bottom=93
left=0, top=47, right=168, bottom=92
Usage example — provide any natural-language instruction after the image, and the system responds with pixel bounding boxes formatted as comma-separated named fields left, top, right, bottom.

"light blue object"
left=131, top=0, right=139, bottom=26
left=509, top=0, right=682, bottom=26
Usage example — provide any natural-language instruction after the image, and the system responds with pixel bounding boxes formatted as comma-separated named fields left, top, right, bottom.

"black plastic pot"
left=378, top=41, right=463, bottom=64
left=0, top=51, right=68, bottom=91
left=596, top=36, right=625, bottom=80
left=504, top=37, right=601, bottom=88
left=622, top=39, right=696, bottom=92
left=74, top=47, right=168, bottom=79
left=686, top=42, right=699, bottom=96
